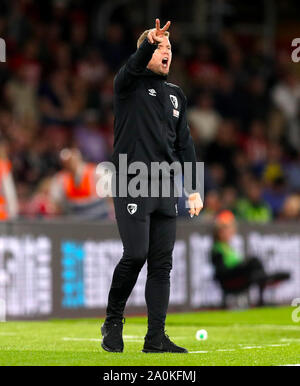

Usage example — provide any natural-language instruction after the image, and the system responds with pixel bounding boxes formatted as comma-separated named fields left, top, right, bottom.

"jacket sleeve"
left=174, top=91, right=200, bottom=194
left=114, top=38, right=157, bottom=94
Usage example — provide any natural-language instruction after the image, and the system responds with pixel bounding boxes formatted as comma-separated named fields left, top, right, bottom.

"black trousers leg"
left=106, top=210, right=150, bottom=322
left=224, top=257, right=266, bottom=280
left=221, top=257, right=266, bottom=306
left=145, top=212, right=176, bottom=337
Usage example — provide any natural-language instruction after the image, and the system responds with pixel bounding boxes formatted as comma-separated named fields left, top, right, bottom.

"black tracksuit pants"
left=106, top=178, right=178, bottom=336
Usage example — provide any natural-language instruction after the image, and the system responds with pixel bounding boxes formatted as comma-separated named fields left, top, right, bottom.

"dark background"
left=0, top=0, right=300, bottom=222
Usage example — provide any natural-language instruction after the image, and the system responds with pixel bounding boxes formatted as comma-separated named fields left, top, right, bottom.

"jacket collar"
left=143, top=68, right=168, bottom=80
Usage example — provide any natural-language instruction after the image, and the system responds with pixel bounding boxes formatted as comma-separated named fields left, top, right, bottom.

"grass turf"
left=0, top=306, right=299, bottom=366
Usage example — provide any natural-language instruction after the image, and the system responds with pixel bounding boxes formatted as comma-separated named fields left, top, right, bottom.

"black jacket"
left=112, top=38, right=198, bottom=192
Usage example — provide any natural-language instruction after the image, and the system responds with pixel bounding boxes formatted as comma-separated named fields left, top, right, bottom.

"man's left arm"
left=174, top=91, right=203, bottom=217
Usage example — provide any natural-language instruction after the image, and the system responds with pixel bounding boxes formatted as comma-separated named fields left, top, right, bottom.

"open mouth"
left=162, top=57, right=168, bottom=68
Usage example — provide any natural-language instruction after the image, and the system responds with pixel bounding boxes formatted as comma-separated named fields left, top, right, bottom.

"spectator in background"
left=5, top=65, right=39, bottom=130
left=226, top=44, right=247, bottom=90
left=50, top=148, right=113, bottom=220
left=98, top=23, right=128, bottom=71
left=38, top=69, right=84, bottom=126
left=23, top=177, right=57, bottom=218
left=235, top=178, right=272, bottom=223
left=221, top=186, right=238, bottom=212
left=262, top=176, right=288, bottom=217
left=188, top=93, right=220, bottom=145
left=243, top=75, right=269, bottom=125
left=214, top=72, right=241, bottom=120
left=211, top=210, right=290, bottom=307
left=284, top=151, right=300, bottom=193
left=262, top=142, right=285, bottom=184
left=0, top=141, right=18, bottom=220
left=77, top=48, right=108, bottom=88
left=272, top=70, right=300, bottom=149
left=278, top=194, right=300, bottom=222
left=187, top=42, right=221, bottom=90
left=232, top=150, right=251, bottom=186
left=74, top=109, right=108, bottom=163
left=205, top=120, right=239, bottom=186
left=70, top=20, right=88, bottom=62
left=198, top=190, right=221, bottom=222
left=241, top=120, right=268, bottom=172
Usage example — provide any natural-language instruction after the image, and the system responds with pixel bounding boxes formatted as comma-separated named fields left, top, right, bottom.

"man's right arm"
left=114, top=38, right=156, bottom=93
left=114, top=19, right=171, bottom=93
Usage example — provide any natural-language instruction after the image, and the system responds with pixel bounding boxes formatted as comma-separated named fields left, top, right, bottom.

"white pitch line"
left=63, top=337, right=101, bottom=342
left=241, top=343, right=289, bottom=349
left=281, top=338, right=300, bottom=343
left=124, top=335, right=142, bottom=339
left=232, top=324, right=300, bottom=331
left=241, top=346, right=263, bottom=350
left=62, top=337, right=143, bottom=342
left=242, top=346, right=263, bottom=349
left=61, top=337, right=292, bottom=353
left=189, top=342, right=290, bottom=354
left=216, top=349, right=235, bottom=352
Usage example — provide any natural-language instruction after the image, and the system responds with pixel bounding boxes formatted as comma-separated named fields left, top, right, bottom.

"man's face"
left=147, top=36, right=172, bottom=75
left=219, top=223, right=236, bottom=242
left=60, top=149, right=81, bottom=172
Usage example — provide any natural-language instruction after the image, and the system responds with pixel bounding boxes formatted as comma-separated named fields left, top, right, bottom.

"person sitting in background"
left=278, top=194, right=300, bottom=222
left=0, top=141, right=18, bottom=220
left=271, top=69, right=300, bottom=150
left=24, top=177, right=57, bottom=218
left=50, top=148, right=113, bottom=220
left=284, top=150, right=300, bottom=192
left=188, top=93, right=220, bottom=145
left=235, top=178, right=272, bottom=223
left=262, top=142, right=284, bottom=183
left=204, top=120, right=239, bottom=186
left=221, top=186, right=237, bottom=212
left=198, top=190, right=221, bottom=222
left=211, top=210, right=290, bottom=307
left=241, top=120, right=268, bottom=172
left=261, top=142, right=288, bottom=217
left=262, top=175, right=288, bottom=218
left=74, top=110, right=109, bottom=163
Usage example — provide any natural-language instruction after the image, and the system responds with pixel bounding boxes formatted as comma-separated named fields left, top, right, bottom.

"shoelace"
left=163, top=332, right=177, bottom=347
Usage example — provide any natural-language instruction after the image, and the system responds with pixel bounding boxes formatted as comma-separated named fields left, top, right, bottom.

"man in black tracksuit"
left=101, top=19, right=203, bottom=354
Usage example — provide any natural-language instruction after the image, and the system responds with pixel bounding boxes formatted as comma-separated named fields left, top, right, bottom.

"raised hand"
left=147, top=18, right=171, bottom=44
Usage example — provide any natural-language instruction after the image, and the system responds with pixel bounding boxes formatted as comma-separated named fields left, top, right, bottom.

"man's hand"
left=147, top=18, right=171, bottom=45
left=188, top=192, right=203, bottom=218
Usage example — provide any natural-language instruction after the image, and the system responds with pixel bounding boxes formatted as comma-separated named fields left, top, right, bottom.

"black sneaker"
left=142, top=332, right=188, bottom=353
left=101, top=318, right=125, bottom=353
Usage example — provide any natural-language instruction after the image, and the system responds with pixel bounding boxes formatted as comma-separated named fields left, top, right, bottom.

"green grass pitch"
left=0, top=306, right=299, bottom=366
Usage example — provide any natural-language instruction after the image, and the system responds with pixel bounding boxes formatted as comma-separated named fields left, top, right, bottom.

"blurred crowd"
left=0, top=0, right=300, bottom=222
